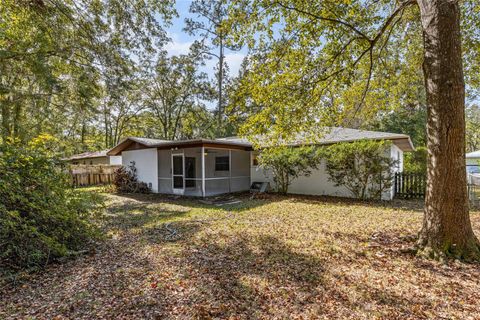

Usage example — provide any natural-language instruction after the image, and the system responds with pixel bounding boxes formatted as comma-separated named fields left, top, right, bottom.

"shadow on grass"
left=114, top=191, right=271, bottom=213
left=114, top=191, right=427, bottom=216
left=176, top=234, right=326, bottom=318
left=104, top=200, right=191, bottom=232
left=286, top=194, right=425, bottom=213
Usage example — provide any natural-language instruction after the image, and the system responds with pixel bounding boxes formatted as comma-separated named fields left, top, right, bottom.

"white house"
left=107, top=128, right=414, bottom=200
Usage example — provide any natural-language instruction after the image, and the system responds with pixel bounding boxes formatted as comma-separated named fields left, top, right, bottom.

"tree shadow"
left=177, top=234, right=326, bottom=318
left=286, top=194, right=425, bottom=213
left=103, top=198, right=192, bottom=232
left=114, top=191, right=272, bottom=213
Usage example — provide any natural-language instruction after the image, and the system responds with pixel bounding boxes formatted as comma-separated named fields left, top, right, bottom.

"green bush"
left=258, top=146, right=321, bottom=193
left=0, top=138, right=103, bottom=275
left=321, top=140, right=398, bottom=200
left=404, top=146, right=427, bottom=174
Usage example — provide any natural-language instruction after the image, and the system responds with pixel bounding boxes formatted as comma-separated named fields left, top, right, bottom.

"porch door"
left=172, top=154, right=184, bottom=194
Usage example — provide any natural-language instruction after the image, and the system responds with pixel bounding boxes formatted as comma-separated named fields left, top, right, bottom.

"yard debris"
left=163, top=222, right=179, bottom=241
left=1, top=193, right=480, bottom=319
left=198, top=195, right=242, bottom=206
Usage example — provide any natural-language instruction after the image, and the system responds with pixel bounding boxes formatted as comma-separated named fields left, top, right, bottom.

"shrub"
left=321, top=140, right=398, bottom=200
left=0, top=138, right=103, bottom=276
left=404, top=146, right=427, bottom=174
left=113, top=161, right=151, bottom=193
left=258, top=146, right=321, bottom=193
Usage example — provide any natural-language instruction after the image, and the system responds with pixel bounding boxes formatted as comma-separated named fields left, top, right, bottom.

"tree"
left=367, top=104, right=427, bottom=148
left=258, top=146, right=321, bottom=194
left=185, top=0, right=241, bottom=132
left=416, top=1, right=478, bottom=261
left=142, top=50, right=215, bottom=140
left=101, top=77, right=146, bottom=148
left=226, top=0, right=480, bottom=260
left=0, top=0, right=175, bottom=149
left=404, top=146, right=428, bottom=175
left=322, top=140, right=397, bottom=200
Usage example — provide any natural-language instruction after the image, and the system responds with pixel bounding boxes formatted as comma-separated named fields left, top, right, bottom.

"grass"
left=1, top=192, right=480, bottom=319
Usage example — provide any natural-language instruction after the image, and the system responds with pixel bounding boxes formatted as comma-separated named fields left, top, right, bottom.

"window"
left=215, top=156, right=229, bottom=171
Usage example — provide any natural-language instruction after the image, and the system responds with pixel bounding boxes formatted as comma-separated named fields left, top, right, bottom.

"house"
left=64, top=150, right=122, bottom=165
left=466, top=150, right=480, bottom=174
left=107, top=128, right=414, bottom=200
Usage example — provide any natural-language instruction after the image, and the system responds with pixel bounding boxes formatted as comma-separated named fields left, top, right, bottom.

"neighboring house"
left=64, top=150, right=122, bottom=165
left=107, top=128, right=414, bottom=200
left=466, top=150, right=480, bottom=174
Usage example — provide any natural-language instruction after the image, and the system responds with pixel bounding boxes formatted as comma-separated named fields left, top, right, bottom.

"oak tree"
left=226, top=0, right=480, bottom=260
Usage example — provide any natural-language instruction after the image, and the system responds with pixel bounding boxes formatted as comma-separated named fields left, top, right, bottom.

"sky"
left=164, top=0, right=248, bottom=80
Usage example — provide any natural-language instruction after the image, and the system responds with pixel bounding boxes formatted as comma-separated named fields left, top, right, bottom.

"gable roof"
left=107, top=127, right=414, bottom=156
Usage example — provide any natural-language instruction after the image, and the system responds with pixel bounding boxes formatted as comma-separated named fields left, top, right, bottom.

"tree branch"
left=274, top=1, right=371, bottom=40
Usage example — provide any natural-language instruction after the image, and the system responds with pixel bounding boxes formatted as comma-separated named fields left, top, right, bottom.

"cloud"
left=204, top=51, right=246, bottom=78
left=164, top=33, right=193, bottom=56
left=225, top=52, right=246, bottom=77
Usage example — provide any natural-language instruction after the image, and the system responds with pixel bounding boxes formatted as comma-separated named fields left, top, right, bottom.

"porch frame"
left=159, top=144, right=251, bottom=198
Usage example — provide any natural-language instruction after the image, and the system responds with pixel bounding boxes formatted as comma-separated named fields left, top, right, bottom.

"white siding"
left=251, top=157, right=352, bottom=198
left=383, top=144, right=403, bottom=200
left=122, top=149, right=158, bottom=192
left=109, top=156, right=122, bottom=165
left=251, top=145, right=404, bottom=201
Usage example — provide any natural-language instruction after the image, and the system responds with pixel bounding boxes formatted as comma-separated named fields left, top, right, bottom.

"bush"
left=0, top=139, right=103, bottom=275
left=258, top=146, right=321, bottom=193
left=404, top=146, right=427, bottom=174
left=321, top=140, right=398, bottom=200
left=113, top=161, right=151, bottom=193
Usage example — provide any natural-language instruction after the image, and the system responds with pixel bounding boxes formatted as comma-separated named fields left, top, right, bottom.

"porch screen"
left=215, top=156, right=229, bottom=171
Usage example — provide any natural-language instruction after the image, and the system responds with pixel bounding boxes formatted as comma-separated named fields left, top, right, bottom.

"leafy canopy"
left=223, top=0, right=479, bottom=144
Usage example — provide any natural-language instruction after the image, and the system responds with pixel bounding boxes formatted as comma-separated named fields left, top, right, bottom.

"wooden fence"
left=69, top=165, right=121, bottom=187
left=394, top=172, right=426, bottom=199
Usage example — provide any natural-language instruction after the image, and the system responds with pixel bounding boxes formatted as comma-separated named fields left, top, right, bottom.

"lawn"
left=1, top=192, right=480, bottom=319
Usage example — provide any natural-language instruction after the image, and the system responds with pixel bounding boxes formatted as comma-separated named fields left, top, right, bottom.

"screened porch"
left=157, top=146, right=251, bottom=197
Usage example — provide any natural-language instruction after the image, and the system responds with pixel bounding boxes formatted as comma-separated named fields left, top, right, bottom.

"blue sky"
left=165, top=1, right=247, bottom=79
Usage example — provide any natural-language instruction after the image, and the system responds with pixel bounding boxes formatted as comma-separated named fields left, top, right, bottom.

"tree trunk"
left=218, top=35, right=224, bottom=131
left=417, top=0, right=480, bottom=261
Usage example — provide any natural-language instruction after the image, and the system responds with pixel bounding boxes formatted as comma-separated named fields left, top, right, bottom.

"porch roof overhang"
left=107, top=137, right=253, bottom=156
